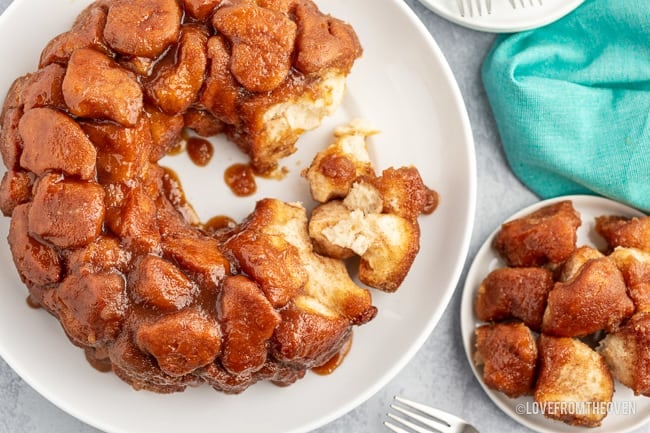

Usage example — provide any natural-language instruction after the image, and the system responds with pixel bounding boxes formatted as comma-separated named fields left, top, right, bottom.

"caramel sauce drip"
left=161, top=166, right=200, bottom=225
left=84, top=349, right=113, bottom=373
left=186, top=136, right=214, bottom=167
left=422, top=187, right=440, bottom=215
left=25, top=295, right=41, bottom=309
left=224, top=163, right=257, bottom=197
left=312, top=333, right=353, bottom=376
left=204, top=215, right=237, bottom=233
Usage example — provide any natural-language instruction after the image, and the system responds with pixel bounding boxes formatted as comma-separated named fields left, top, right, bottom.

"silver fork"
left=509, top=0, right=544, bottom=8
left=384, top=396, right=480, bottom=433
left=456, top=0, right=492, bottom=17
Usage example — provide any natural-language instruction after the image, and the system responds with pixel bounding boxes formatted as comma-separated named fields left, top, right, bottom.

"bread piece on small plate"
left=474, top=322, right=538, bottom=398
left=599, top=311, right=650, bottom=397
left=535, top=334, right=614, bottom=427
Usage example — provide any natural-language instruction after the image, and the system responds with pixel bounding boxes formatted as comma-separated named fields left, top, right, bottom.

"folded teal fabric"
left=482, top=0, right=650, bottom=212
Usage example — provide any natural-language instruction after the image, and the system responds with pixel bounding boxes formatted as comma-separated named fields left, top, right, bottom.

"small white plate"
left=0, top=0, right=476, bottom=432
left=417, top=0, right=585, bottom=33
left=461, top=195, right=650, bottom=433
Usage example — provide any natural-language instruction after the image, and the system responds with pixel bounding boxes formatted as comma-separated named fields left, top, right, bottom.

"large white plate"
left=461, top=195, right=650, bottom=433
left=0, top=1, right=476, bottom=433
left=417, top=0, right=585, bottom=33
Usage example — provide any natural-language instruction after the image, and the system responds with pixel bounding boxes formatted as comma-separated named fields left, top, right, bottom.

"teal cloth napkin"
left=482, top=0, right=650, bottom=212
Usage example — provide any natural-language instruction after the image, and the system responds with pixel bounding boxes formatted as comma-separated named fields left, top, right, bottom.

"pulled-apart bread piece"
left=596, top=215, right=650, bottom=253
left=304, top=120, right=437, bottom=292
left=492, top=200, right=581, bottom=268
left=542, top=257, right=634, bottom=337
left=609, top=247, right=650, bottom=313
left=302, top=119, right=377, bottom=203
left=474, top=322, right=538, bottom=398
left=598, top=312, right=650, bottom=397
left=535, top=335, right=614, bottom=428
left=475, top=267, right=553, bottom=331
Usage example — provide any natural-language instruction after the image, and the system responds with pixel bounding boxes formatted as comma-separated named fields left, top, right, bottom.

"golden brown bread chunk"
left=357, top=214, right=420, bottom=292
left=302, top=119, right=377, bottom=203
left=272, top=296, right=351, bottom=368
left=147, top=108, right=185, bottom=161
left=309, top=200, right=364, bottom=260
left=493, top=200, right=581, bottom=267
left=28, top=174, right=105, bottom=249
left=105, top=183, right=161, bottom=255
left=67, top=235, right=131, bottom=275
left=0, top=170, right=33, bottom=217
left=144, top=25, right=208, bottom=115
left=542, top=257, right=634, bottom=337
left=109, top=320, right=200, bottom=393
left=223, top=229, right=308, bottom=308
left=22, top=64, right=67, bottom=111
left=50, top=271, right=127, bottom=348
left=596, top=215, right=650, bottom=253
left=128, top=255, right=196, bottom=311
left=135, top=308, right=222, bottom=377
left=81, top=116, right=153, bottom=184
left=474, top=322, right=537, bottom=398
left=103, top=0, right=182, bottom=58
left=475, top=267, right=553, bottom=331
left=535, top=335, right=614, bottom=427
left=556, top=245, right=604, bottom=282
left=39, top=3, right=110, bottom=67
left=63, top=48, right=143, bottom=127
left=7, top=204, right=62, bottom=294
left=610, top=247, right=650, bottom=312
left=182, top=108, right=224, bottom=138
left=213, top=4, right=297, bottom=93
left=598, top=312, right=650, bottom=397
left=219, top=275, right=281, bottom=375
left=0, top=107, right=23, bottom=170
left=18, top=107, right=97, bottom=179
left=179, top=0, right=221, bottom=20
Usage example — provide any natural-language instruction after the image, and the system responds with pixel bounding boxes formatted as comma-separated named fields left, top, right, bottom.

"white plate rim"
left=0, top=0, right=477, bottom=432
left=461, top=194, right=650, bottom=433
left=416, top=0, right=586, bottom=33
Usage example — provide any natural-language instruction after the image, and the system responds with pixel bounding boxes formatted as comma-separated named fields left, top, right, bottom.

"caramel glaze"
left=203, top=215, right=237, bottom=233
left=224, top=163, right=257, bottom=197
left=312, top=333, right=353, bottom=376
left=25, top=295, right=41, bottom=309
left=422, top=187, right=440, bottom=215
left=85, top=348, right=113, bottom=373
left=161, top=167, right=200, bottom=226
left=186, top=136, right=214, bottom=167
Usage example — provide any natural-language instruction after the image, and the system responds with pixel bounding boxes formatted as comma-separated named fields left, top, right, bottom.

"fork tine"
left=386, top=413, right=441, bottom=433
left=394, top=397, right=463, bottom=426
left=384, top=420, right=414, bottom=433
left=391, top=405, right=450, bottom=431
left=456, top=0, right=465, bottom=17
left=486, top=0, right=492, bottom=14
